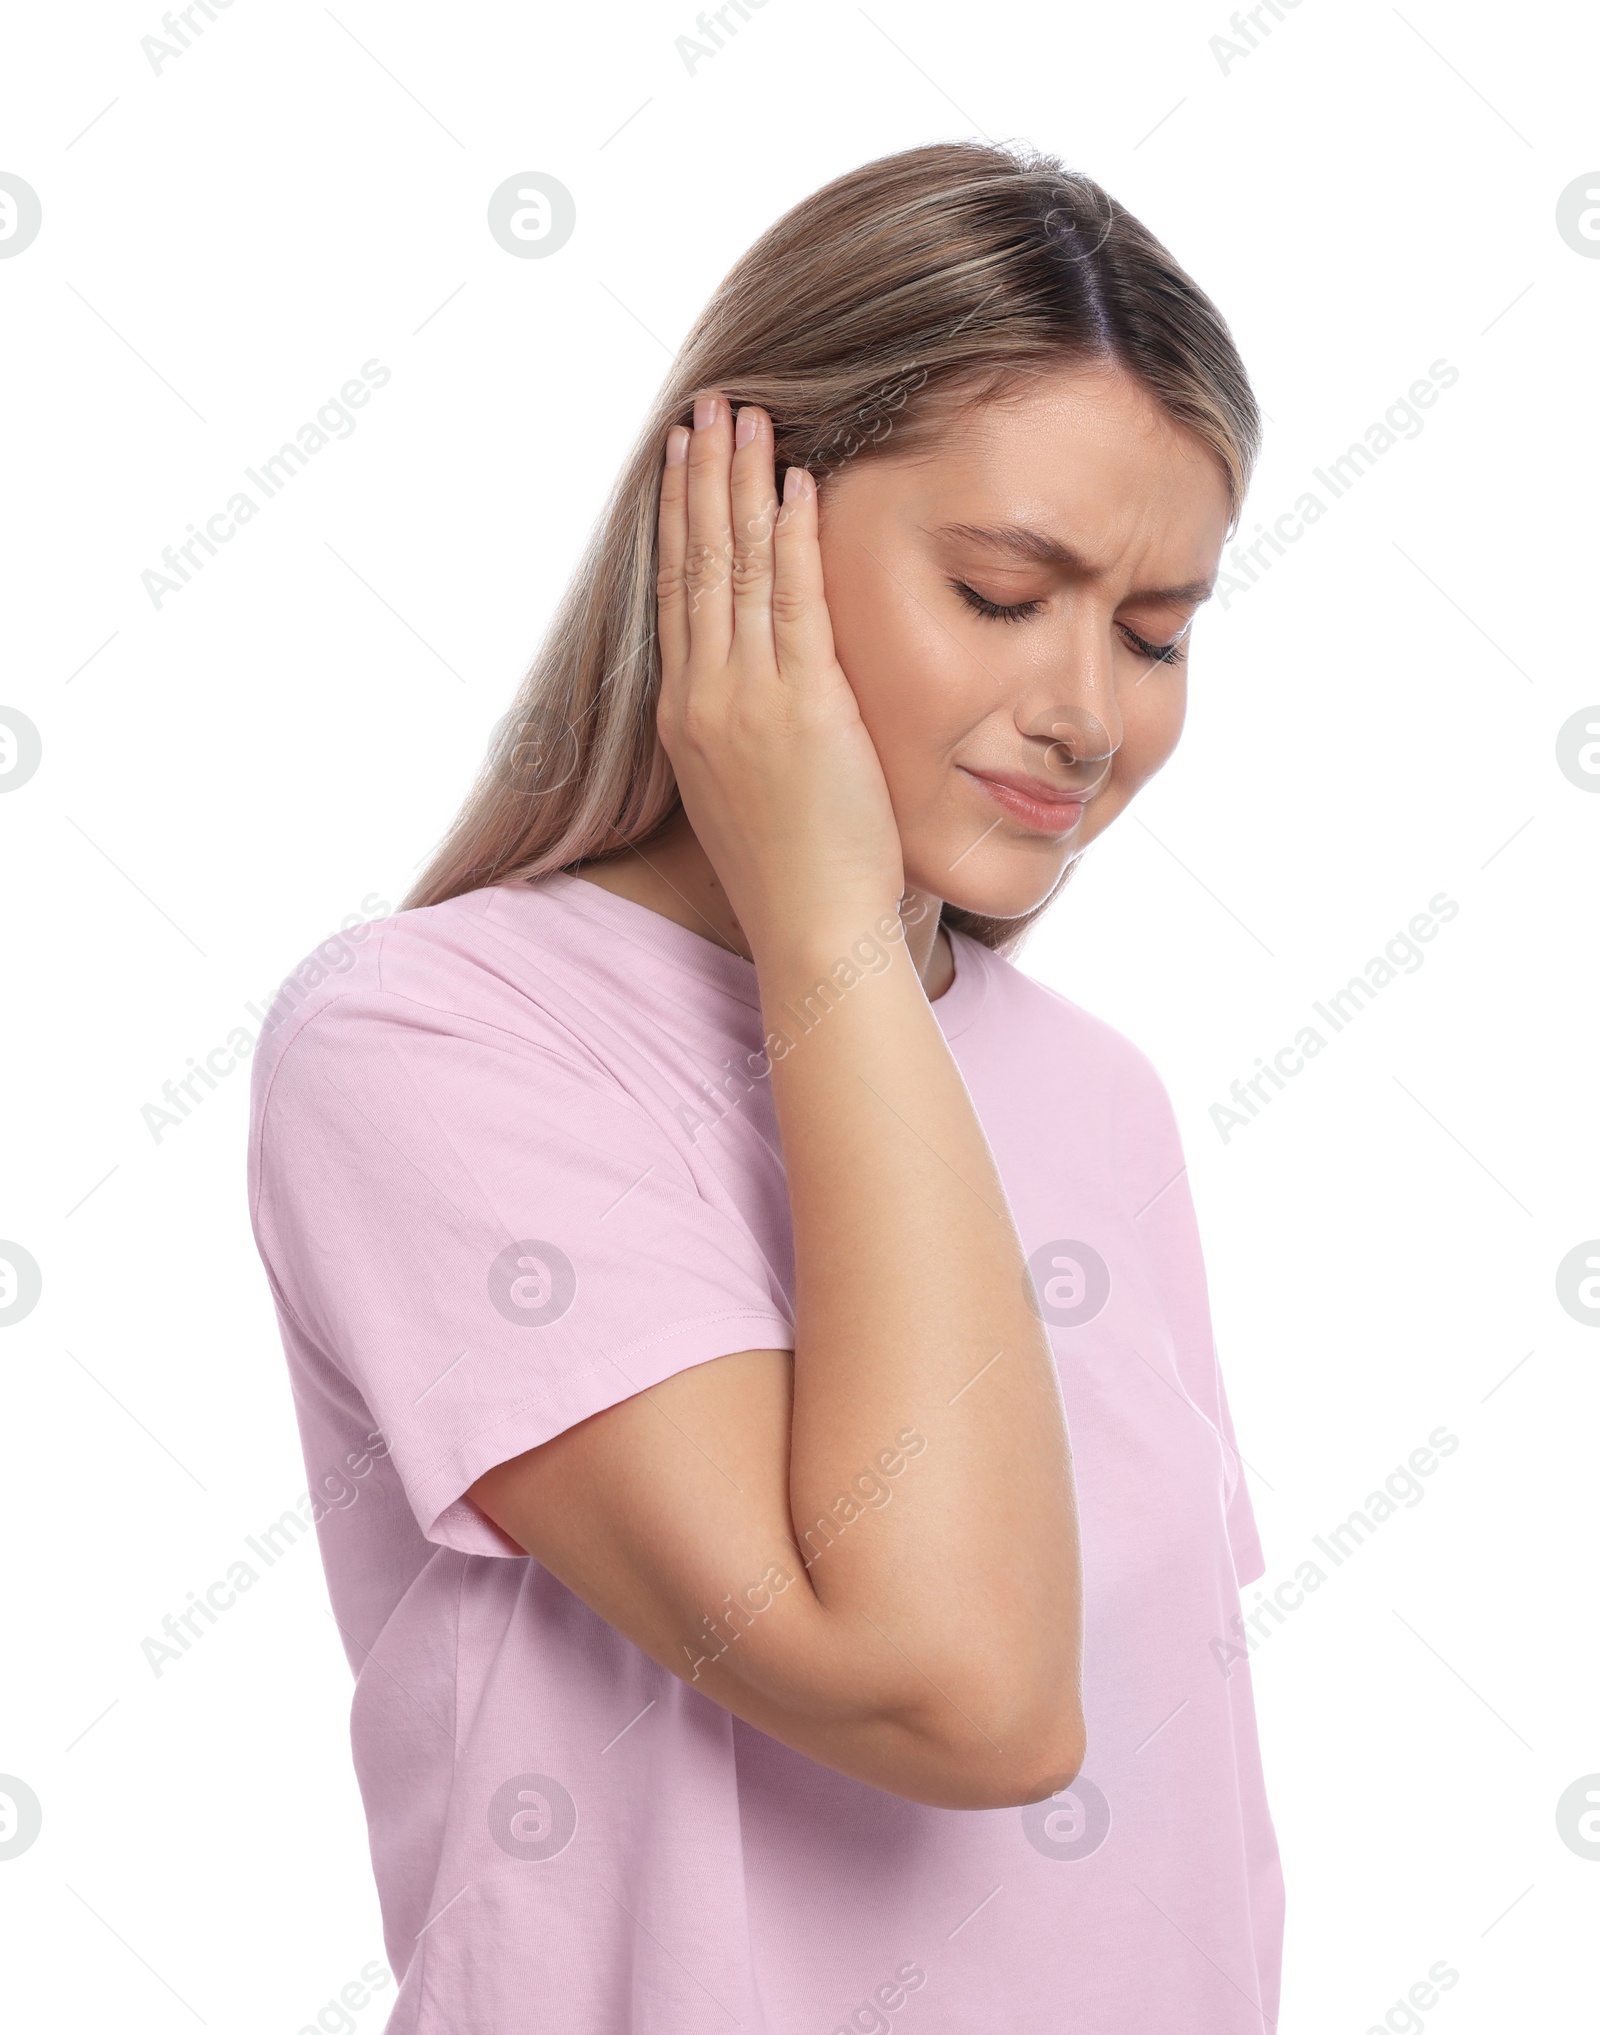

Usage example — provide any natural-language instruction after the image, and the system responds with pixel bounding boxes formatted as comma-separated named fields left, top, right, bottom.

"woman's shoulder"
left=246, top=883, right=621, bottom=1123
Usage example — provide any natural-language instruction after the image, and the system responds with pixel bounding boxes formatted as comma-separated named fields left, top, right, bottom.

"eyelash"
left=947, top=579, right=1189, bottom=665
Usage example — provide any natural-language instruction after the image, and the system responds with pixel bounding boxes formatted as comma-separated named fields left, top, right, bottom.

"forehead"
left=868, top=360, right=1232, bottom=565
left=947, top=359, right=1209, bottom=462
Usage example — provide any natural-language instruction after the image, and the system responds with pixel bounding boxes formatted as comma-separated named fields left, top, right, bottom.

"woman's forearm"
left=756, top=911, right=1084, bottom=1794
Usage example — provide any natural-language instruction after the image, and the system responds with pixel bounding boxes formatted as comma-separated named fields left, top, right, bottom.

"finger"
left=655, top=424, right=691, bottom=701
left=728, top=404, right=778, bottom=637
left=684, top=389, right=735, bottom=667
left=770, top=467, right=839, bottom=684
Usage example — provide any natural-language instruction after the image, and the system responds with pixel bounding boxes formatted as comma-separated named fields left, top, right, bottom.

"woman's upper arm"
left=467, top=1346, right=867, bottom=1721
left=466, top=1349, right=1071, bottom=1810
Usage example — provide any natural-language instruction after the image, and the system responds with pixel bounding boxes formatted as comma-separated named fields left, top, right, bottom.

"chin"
left=919, top=848, right=1077, bottom=924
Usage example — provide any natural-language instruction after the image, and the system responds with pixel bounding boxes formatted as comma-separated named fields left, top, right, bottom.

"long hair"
left=405, top=139, right=1260, bottom=953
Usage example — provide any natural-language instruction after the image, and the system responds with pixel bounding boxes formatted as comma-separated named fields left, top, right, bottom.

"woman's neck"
left=571, top=808, right=954, bottom=999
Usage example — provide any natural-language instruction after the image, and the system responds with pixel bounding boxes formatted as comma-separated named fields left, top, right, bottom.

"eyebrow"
left=933, top=521, right=1217, bottom=605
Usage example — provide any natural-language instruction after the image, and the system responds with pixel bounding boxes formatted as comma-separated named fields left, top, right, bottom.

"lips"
left=959, top=766, right=1097, bottom=837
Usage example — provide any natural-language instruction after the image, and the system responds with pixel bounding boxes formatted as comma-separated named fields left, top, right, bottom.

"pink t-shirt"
left=248, top=872, right=1283, bottom=2034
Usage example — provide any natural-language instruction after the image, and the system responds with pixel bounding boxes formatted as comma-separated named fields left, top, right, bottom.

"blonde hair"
left=405, top=139, right=1260, bottom=952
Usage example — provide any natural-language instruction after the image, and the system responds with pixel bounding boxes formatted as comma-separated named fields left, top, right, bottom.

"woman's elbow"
left=978, top=1703, right=1086, bottom=1810
left=894, top=1690, right=1086, bottom=1811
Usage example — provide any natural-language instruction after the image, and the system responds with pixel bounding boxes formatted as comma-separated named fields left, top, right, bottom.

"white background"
left=2, top=0, right=1596, bottom=2029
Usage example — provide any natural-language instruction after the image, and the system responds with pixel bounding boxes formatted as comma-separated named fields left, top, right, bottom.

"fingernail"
left=783, top=465, right=806, bottom=501
left=694, top=393, right=718, bottom=431
left=734, top=406, right=758, bottom=448
left=665, top=426, right=689, bottom=466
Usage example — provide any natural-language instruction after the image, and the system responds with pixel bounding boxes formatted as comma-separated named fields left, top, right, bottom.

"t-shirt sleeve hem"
left=410, top=1309, right=799, bottom=1558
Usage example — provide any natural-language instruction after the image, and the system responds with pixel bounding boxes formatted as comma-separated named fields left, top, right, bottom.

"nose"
left=1015, top=623, right=1123, bottom=796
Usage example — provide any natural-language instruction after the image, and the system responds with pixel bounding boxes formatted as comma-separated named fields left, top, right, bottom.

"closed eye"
left=1120, top=623, right=1189, bottom=667
left=949, top=579, right=1190, bottom=665
left=949, top=579, right=1044, bottom=624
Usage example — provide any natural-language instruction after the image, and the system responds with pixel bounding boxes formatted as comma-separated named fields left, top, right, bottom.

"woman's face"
left=814, top=361, right=1233, bottom=919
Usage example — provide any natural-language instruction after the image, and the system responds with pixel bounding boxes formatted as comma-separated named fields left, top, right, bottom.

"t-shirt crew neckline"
left=529, top=868, right=989, bottom=1038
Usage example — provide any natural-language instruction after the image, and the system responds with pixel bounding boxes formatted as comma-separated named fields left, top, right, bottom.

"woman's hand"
left=654, top=391, right=906, bottom=959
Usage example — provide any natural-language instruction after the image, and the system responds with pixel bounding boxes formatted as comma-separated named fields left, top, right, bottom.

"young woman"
left=249, top=140, right=1282, bottom=2033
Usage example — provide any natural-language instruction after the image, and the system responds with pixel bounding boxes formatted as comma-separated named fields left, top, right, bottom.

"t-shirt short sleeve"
left=251, top=993, right=798, bottom=1558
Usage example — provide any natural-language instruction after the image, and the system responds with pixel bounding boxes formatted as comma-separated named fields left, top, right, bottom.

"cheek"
left=823, top=559, right=982, bottom=793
